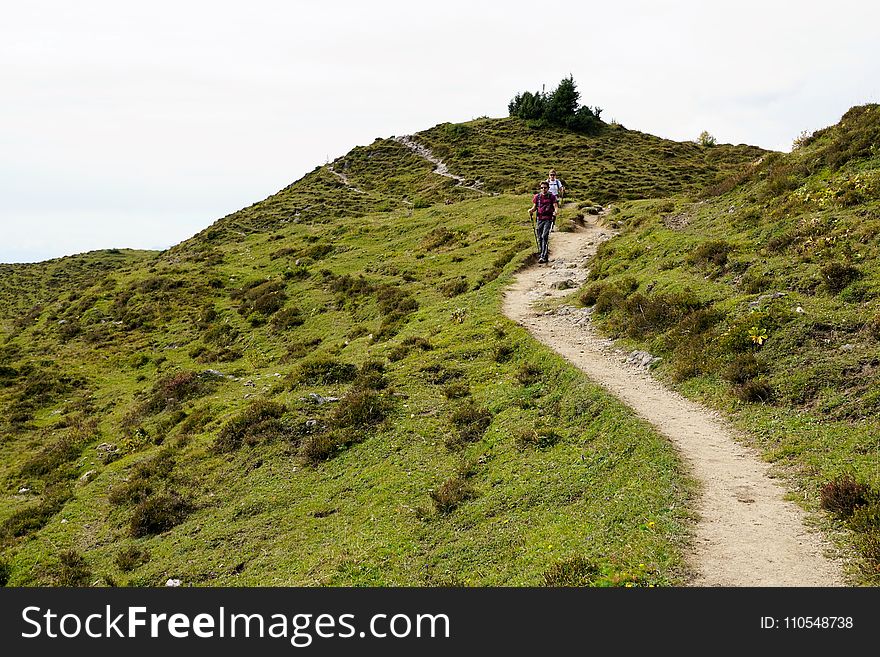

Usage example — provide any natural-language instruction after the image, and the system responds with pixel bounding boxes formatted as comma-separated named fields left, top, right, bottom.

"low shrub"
left=353, top=361, right=388, bottom=390
left=736, top=379, right=774, bottom=403
left=20, top=419, right=97, bottom=478
left=401, top=336, right=433, bottom=351
left=820, top=475, right=871, bottom=517
left=543, top=557, right=600, bottom=586
left=387, top=346, right=409, bottom=362
left=848, top=501, right=880, bottom=533
left=722, top=354, right=763, bottom=385
left=333, top=389, right=392, bottom=428
left=420, top=364, right=464, bottom=384
left=447, top=402, right=492, bottom=448
left=232, top=279, right=287, bottom=316
left=443, top=382, right=471, bottom=399
left=493, top=342, right=515, bottom=363
left=516, top=364, right=543, bottom=386
left=203, top=322, right=239, bottom=347
left=623, top=292, right=702, bottom=339
left=299, top=430, right=351, bottom=465
left=140, top=371, right=215, bottom=415
left=423, top=227, right=460, bottom=250
left=271, top=306, right=305, bottom=331
left=129, top=492, right=192, bottom=537
left=54, top=550, right=92, bottom=587
left=429, top=476, right=476, bottom=514
left=293, top=357, right=358, bottom=386
left=115, top=546, right=150, bottom=572
left=855, top=530, right=880, bottom=572
left=821, top=263, right=861, bottom=294
left=439, top=278, right=469, bottom=298
left=108, top=477, right=154, bottom=506
left=214, top=400, right=288, bottom=452
left=687, top=240, right=731, bottom=268
left=579, top=283, right=604, bottom=307
left=514, top=426, right=563, bottom=450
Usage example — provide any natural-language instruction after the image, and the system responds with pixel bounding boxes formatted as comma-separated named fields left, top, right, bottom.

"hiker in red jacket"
left=528, top=181, right=558, bottom=263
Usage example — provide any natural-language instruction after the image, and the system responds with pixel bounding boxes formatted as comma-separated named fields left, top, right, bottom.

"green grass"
left=0, top=185, right=697, bottom=586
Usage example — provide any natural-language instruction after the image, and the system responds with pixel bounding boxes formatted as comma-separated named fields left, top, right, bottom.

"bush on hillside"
left=214, top=400, right=288, bottom=452
left=736, top=379, right=774, bottom=403
left=232, top=279, right=287, bottom=317
left=820, top=475, right=871, bottom=517
left=722, top=354, right=763, bottom=385
left=446, top=402, right=492, bottom=448
left=292, top=357, right=358, bottom=386
left=821, top=263, right=861, bottom=295
left=129, top=492, right=192, bottom=537
left=429, top=476, right=476, bottom=514
left=53, top=550, right=92, bottom=587
left=115, top=546, right=150, bottom=572
left=543, top=556, right=600, bottom=586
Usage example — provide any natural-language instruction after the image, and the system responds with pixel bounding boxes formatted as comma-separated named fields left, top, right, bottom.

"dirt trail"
left=503, top=214, right=847, bottom=586
left=392, top=135, right=490, bottom=194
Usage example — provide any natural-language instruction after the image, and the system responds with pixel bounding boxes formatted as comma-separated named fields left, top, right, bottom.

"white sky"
left=1, top=0, right=878, bottom=263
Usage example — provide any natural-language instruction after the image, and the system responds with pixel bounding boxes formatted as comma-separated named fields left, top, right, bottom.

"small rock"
left=625, top=350, right=661, bottom=370
left=308, top=393, right=340, bottom=405
left=795, top=306, right=804, bottom=313
left=748, top=291, right=787, bottom=308
left=96, top=442, right=117, bottom=453
left=61, top=518, right=68, bottom=524
left=79, top=470, right=97, bottom=483
left=166, top=578, right=182, bottom=587
left=550, top=279, right=576, bottom=290
left=840, top=343, right=855, bottom=351
left=18, top=487, right=30, bottom=494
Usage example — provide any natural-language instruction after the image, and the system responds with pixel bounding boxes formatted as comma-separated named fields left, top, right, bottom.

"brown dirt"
left=502, top=214, right=848, bottom=586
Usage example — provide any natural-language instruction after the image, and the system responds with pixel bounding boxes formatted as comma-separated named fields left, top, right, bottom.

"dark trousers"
left=536, top=218, right=553, bottom=260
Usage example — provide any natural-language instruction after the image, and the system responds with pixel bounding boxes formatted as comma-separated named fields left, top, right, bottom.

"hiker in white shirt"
left=546, top=169, right=565, bottom=201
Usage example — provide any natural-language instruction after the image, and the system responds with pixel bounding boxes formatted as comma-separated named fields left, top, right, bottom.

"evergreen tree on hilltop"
left=508, top=76, right=602, bottom=133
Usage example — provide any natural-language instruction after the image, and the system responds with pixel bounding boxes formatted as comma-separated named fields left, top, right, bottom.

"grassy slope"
left=0, top=117, right=764, bottom=587
left=571, top=104, right=880, bottom=582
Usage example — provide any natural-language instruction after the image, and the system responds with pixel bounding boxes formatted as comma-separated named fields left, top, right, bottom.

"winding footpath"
left=503, top=213, right=847, bottom=586
left=392, top=135, right=490, bottom=194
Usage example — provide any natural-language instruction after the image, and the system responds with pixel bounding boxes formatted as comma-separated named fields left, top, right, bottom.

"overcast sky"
left=2, top=0, right=878, bottom=264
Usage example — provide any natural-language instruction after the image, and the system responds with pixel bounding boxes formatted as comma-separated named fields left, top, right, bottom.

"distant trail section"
left=326, top=163, right=366, bottom=194
left=503, top=214, right=847, bottom=586
left=392, top=135, right=490, bottom=194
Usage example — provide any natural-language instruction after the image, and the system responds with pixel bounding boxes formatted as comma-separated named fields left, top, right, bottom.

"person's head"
left=548, top=169, right=557, bottom=179
left=539, top=182, right=550, bottom=193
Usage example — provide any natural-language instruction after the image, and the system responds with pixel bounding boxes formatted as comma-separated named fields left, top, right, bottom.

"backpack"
left=550, top=178, right=565, bottom=196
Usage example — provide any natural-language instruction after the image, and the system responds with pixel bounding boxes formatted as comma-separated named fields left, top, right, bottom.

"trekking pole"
left=529, top=211, right=539, bottom=250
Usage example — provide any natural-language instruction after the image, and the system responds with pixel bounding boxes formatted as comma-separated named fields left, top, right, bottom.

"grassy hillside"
left=572, top=104, right=880, bottom=582
left=1, top=115, right=768, bottom=587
